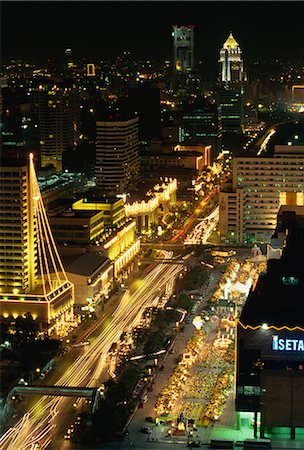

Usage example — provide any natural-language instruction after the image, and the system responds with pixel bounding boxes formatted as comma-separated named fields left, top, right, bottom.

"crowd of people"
left=155, top=330, right=234, bottom=426
left=154, top=256, right=264, bottom=429
left=154, top=330, right=206, bottom=416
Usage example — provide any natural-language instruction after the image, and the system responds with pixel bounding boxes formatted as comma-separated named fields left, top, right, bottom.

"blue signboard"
left=272, top=335, right=304, bottom=352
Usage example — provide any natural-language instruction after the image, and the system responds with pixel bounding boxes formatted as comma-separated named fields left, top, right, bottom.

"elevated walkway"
left=2, top=384, right=104, bottom=418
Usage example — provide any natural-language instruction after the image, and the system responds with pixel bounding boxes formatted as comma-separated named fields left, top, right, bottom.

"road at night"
left=0, top=253, right=184, bottom=450
left=169, top=190, right=219, bottom=244
left=184, top=205, right=219, bottom=245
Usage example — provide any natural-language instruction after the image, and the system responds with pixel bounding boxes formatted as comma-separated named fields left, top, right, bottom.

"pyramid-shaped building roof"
left=223, top=33, right=239, bottom=49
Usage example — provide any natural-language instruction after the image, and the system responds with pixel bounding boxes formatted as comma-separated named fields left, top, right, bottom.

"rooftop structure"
left=219, top=32, right=246, bottom=85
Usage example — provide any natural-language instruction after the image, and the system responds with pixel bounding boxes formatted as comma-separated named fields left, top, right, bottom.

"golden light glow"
left=223, top=33, right=239, bottom=49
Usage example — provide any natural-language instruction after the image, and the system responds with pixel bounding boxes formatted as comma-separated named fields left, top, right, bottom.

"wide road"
left=184, top=206, right=219, bottom=245
left=169, top=190, right=219, bottom=244
left=0, top=252, right=183, bottom=450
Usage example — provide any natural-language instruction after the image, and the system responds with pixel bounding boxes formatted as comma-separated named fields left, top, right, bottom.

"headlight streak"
left=1, top=257, right=182, bottom=449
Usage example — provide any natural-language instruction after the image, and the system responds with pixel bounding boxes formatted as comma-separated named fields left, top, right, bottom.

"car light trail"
left=0, top=256, right=183, bottom=450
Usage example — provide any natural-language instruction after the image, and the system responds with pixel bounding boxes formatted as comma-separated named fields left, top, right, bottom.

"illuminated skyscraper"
left=32, top=82, right=80, bottom=172
left=219, top=33, right=246, bottom=85
left=95, top=117, right=140, bottom=194
left=0, top=154, right=74, bottom=334
left=172, top=25, right=194, bottom=73
left=0, top=162, right=37, bottom=293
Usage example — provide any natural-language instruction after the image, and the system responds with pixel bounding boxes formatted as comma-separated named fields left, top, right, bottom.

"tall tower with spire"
left=0, top=153, right=74, bottom=335
left=219, top=33, right=246, bottom=85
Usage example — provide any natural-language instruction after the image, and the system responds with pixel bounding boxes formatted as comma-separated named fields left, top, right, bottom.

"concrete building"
left=48, top=208, right=105, bottom=246
left=174, top=144, right=211, bottom=167
left=101, top=220, right=140, bottom=278
left=172, top=25, right=194, bottom=73
left=66, top=254, right=113, bottom=307
left=0, top=163, right=36, bottom=294
left=180, top=101, right=219, bottom=154
left=217, top=88, right=243, bottom=135
left=219, top=145, right=304, bottom=244
left=95, top=117, right=140, bottom=194
left=38, top=169, right=87, bottom=207
left=125, top=178, right=177, bottom=234
left=72, top=197, right=125, bottom=228
left=219, top=33, right=246, bottom=85
left=236, top=207, right=304, bottom=440
left=127, top=82, right=161, bottom=141
left=32, top=82, right=80, bottom=172
left=0, top=155, right=74, bottom=334
left=144, top=151, right=205, bottom=172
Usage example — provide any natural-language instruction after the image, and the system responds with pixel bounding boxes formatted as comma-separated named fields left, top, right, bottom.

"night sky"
left=1, top=1, right=304, bottom=65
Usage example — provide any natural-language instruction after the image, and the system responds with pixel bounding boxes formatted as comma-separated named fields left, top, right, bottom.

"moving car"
left=145, top=416, right=155, bottom=423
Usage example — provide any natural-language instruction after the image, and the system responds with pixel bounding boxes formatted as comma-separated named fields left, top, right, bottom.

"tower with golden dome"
left=219, top=32, right=246, bottom=84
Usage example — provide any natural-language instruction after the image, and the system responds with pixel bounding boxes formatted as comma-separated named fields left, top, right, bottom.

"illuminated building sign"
left=272, top=335, right=304, bottom=352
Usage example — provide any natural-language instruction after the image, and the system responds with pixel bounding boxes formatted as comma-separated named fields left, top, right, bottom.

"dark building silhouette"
left=180, top=100, right=219, bottom=155
left=126, top=82, right=161, bottom=141
left=236, top=206, right=304, bottom=440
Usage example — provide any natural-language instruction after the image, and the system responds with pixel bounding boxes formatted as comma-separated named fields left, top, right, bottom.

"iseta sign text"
left=272, top=335, right=304, bottom=352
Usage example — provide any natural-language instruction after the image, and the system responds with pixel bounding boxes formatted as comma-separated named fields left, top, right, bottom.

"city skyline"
left=1, top=1, right=304, bottom=66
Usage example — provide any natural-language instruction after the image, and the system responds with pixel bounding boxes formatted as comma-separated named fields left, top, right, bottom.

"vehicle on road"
left=145, top=416, right=155, bottom=423
left=187, top=441, right=201, bottom=447
left=73, top=341, right=90, bottom=347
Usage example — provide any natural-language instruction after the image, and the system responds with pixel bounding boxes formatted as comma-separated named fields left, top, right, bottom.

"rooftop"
left=66, top=253, right=111, bottom=277
left=223, top=33, right=239, bottom=50
left=240, top=216, right=304, bottom=328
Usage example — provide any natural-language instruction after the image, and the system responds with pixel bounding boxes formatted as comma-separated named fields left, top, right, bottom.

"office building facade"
left=219, top=33, right=246, bottom=85
left=180, top=101, right=219, bottom=154
left=219, top=146, right=304, bottom=243
left=217, top=88, right=243, bottom=135
left=172, top=25, right=194, bottom=73
left=32, top=82, right=80, bottom=172
left=95, top=117, right=140, bottom=194
left=0, top=155, right=74, bottom=334
left=0, top=163, right=37, bottom=294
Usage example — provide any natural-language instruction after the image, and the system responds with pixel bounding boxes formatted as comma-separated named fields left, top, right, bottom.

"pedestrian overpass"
left=2, top=384, right=104, bottom=418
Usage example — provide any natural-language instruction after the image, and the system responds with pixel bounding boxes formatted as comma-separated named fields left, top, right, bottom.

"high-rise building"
left=126, top=82, right=161, bottom=141
left=0, top=154, right=74, bottom=334
left=219, top=33, right=246, bottom=85
left=32, top=82, right=80, bottom=172
left=219, top=145, right=304, bottom=244
left=95, top=116, right=140, bottom=194
left=172, top=25, right=194, bottom=73
left=236, top=206, right=304, bottom=440
left=217, top=88, right=243, bottom=136
left=180, top=101, right=219, bottom=155
left=0, top=162, right=37, bottom=293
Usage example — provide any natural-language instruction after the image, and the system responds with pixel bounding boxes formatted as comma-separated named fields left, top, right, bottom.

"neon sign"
left=272, top=335, right=304, bottom=352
